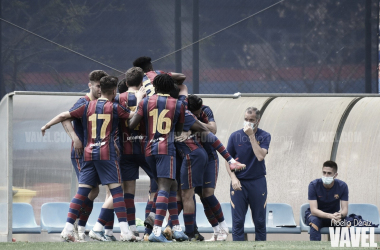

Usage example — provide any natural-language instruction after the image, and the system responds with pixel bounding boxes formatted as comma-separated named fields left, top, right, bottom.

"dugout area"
left=1, top=92, right=380, bottom=242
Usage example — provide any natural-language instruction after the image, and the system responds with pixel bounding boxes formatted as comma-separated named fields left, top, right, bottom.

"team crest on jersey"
left=334, top=194, right=339, bottom=199
left=231, top=191, right=234, bottom=196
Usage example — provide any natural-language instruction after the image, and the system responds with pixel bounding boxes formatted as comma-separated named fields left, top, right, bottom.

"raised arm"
left=244, top=124, right=268, bottom=161
left=41, top=111, right=72, bottom=136
left=170, top=72, right=186, bottom=84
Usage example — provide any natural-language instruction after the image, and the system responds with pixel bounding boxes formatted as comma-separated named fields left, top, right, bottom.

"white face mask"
left=321, top=174, right=336, bottom=185
left=244, top=121, right=256, bottom=130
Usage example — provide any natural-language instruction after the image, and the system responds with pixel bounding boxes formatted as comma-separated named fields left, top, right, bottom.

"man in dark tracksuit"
left=226, top=107, right=271, bottom=241
left=305, top=160, right=349, bottom=241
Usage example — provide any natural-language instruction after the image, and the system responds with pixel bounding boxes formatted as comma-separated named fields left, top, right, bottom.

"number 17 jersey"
left=137, top=93, right=185, bottom=157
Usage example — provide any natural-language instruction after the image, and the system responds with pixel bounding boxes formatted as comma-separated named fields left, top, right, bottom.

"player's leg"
left=89, top=195, right=114, bottom=241
left=95, top=160, right=139, bottom=242
left=247, top=177, right=267, bottom=241
left=305, top=209, right=324, bottom=241
left=61, top=161, right=97, bottom=242
left=120, top=154, right=140, bottom=236
left=230, top=182, right=249, bottom=241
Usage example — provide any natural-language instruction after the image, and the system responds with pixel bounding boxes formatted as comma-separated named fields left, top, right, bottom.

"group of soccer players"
left=41, top=56, right=245, bottom=243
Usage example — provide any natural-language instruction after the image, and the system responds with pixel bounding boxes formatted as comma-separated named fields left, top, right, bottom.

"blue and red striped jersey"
left=143, top=70, right=172, bottom=97
left=137, top=94, right=185, bottom=156
left=197, top=105, right=217, bottom=158
left=114, top=91, right=145, bottom=155
left=175, top=110, right=203, bottom=157
left=69, top=93, right=93, bottom=159
left=70, top=98, right=131, bottom=161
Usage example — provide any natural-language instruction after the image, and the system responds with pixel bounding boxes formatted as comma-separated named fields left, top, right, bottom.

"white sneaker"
left=73, top=220, right=79, bottom=241
left=61, top=230, right=76, bottom=242
left=205, top=233, right=218, bottom=241
left=89, top=230, right=108, bottom=241
left=217, top=226, right=229, bottom=241
left=120, top=232, right=140, bottom=242
left=77, top=232, right=87, bottom=242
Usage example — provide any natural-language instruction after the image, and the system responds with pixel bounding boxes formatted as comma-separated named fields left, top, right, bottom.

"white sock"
left=228, top=158, right=236, bottom=164
left=219, top=220, right=227, bottom=229
left=64, top=222, right=74, bottom=232
left=105, top=229, right=113, bottom=236
left=149, top=212, right=156, bottom=217
left=120, top=222, right=131, bottom=235
left=78, top=226, right=85, bottom=234
left=153, top=225, right=161, bottom=237
left=213, top=225, right=219, bottom=234
left=93, top=222, right=104, bottom=232
left=130, top=225, right=137, bottom=232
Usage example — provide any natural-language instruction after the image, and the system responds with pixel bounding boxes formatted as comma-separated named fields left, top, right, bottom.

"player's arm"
left=61, top=119, right=83, bottom=156
left=128, top=98, right=144, bottom=130
left=170, top=72, right=186, bottom=84
left=225, top=135, right=241, bottom=190
left=309, top=200, right=339, bottom=220
left=178, top=84, right=188, bottom=97
left=41, top=111, right=72, bottom=136
left=243, top=124, right=267, bottom=161
left=339, top=200, right=348, bottom=219
left=199, top=121, right=217, bottom=135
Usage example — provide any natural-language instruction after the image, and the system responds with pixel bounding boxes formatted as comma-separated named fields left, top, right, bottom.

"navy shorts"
left=71, top=157, right=83, bottom=181
left=180, top=148, right=208, bottom=190
left=119, top=154, right=158, bottom=193
left=79, top=160, right=121, bottom=186
left=145, top=155, right=176, bottom=180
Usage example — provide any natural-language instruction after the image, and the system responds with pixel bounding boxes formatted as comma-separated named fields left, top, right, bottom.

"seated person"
left=305, top=160, right=348, bottom=241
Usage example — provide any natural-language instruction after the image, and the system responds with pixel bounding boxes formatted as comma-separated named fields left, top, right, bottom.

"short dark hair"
left=126, top=67, right=144, bottom=87
left=118, top=79, right=128, bottom=93
left=153, top=74, right=174, bottom=94
left=245, top=107, right=261, bottom=119
left=323, top=160, right=338, bottom=172
left=100, top=76, right=118, bottom=95
left=89, top=70, right=108, bottom=82
left=187, top=94, right=203, bottom=112
left=133, top=56, right=152, bottom=72
left=170, top=84, right=180, bottom=99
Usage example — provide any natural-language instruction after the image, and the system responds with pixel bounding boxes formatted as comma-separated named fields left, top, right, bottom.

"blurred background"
left=1, top=0, right=379, bottom=98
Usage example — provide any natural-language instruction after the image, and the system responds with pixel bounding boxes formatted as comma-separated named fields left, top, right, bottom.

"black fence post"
left=175, top=0, right=182, bottom=73
left=365, top=0, right=372, bottom=93
left=192, top=0, right=199, bottom=94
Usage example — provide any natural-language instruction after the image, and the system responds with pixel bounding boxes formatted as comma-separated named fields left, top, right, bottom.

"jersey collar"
left=86, top=93, right=94, bottom=101
left=157, top=93, right=170, bottom=97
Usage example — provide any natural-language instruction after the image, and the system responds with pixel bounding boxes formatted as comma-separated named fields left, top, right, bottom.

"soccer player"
left=305, top=161, right=348, bottom=241
left=133, top=56, right=186, bottom=96
left=42, top=76, right=143, bottom=242
left=187, top=94, right=235, bottom=241
left=128, top=74, right=188, bottom=242
left=226, top=107, right=271, bottom=241
left=116, top=67, right=158, bottom=238
left=42, top=70, right=108, bottom=242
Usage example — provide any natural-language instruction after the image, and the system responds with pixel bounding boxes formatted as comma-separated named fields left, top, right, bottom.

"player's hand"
left=175, top=130, right=191, bottom=142
left=73, top=139, right=83, bottom=157
left=135, top=86, right=146, bottom=100
left=41, top=124, right=50, bottom=136
left=231, top=176, right=242, bottom=191
left=243, top=124, right=254, bottom=136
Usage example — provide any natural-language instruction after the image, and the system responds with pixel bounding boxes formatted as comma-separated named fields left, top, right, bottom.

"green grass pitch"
left=0, top=241, right=370, bottom=250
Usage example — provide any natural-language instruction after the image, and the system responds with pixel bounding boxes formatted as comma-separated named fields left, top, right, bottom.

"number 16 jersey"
left=137, top=93, right=185, bottom=157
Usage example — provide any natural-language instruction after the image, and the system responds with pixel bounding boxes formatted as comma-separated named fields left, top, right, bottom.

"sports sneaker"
left=194, top=227, right=204, bottom=241
left=229, top=160, right=246, bottom=172
left=172, top=225, right=188, bottom=241
left=163, top=225, right=173, bottom=240
left=77, top=232, right=87, bottom=242
left=205, top=233, right=218, bottom=242
left=144, top=214, right=155, bottom=229
left=104, top=234, right=117, bottom=241
left=132, top=231, right=140, bottom=238
left=217, top=226, right=229, bottom=241
left=120, top=232, right=140, bottom=242
left=89, top=230, right=109, bottom=241
left=61, top=230, right=76, bottom=242
left=148, top=232, right=172, bottom=242
left=184, top=232, right=197, bottom=242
